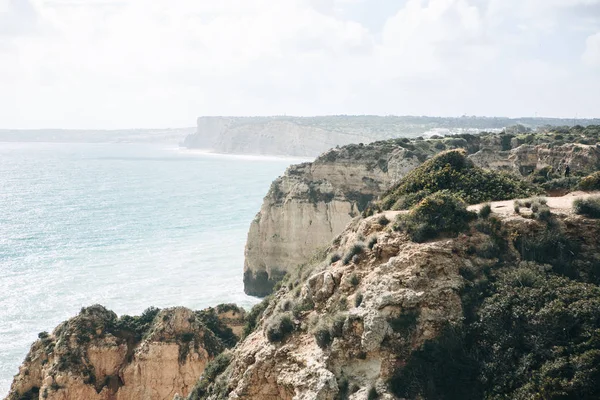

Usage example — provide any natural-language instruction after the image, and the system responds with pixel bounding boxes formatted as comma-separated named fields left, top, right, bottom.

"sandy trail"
left=468, top=191, right=600, bottom=216
left=378, top=191, right=600, bottom=221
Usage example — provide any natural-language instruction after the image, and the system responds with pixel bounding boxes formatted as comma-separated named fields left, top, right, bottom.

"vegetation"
left=354, top=292, right=363, bottom=307
left=265, top=313, right=294, bottom=343
left=348, top=273, right=360, bottom=287
left=242, top=296, right=271, bottom=338
left=379, top=149, right=539, bottom=211
left=343, top=243, right=365, bottom=265
left=478, top=203, right=492, bottom=219
left=195, top=308, right=238, bottom=348
left=394, top=191, right=477, bottom=243
left=389, top=265, right=600, bottom=399
left=579, top=171, right=600, bottom=191
left=367, top=386, right=379, bottom=400
left=574, top=197, right=600, bottom=218
left=187, top=352, right=232, bottom=400
left=377, top=215, right=390, bottom=226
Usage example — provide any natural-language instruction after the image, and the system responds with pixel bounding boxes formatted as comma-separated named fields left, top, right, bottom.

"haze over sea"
left=0, top=142, right=300, bottom=396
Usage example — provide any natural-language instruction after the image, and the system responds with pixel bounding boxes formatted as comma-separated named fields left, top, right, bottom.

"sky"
left=0, top=0, right=599, bottom=129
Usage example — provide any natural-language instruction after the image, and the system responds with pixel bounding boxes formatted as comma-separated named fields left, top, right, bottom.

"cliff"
left=190, top=192, right=600, bottom=399
left=244, top=127, right=600, bottom=296
left=182, top=116, right=600, bottom=157
left=5, top=304, right=245, bottom=400
left=182, top=117, right=371, bottom=157
left=243, top=141, right=424, bottom=296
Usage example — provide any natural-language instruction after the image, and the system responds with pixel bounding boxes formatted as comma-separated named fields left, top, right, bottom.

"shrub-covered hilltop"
left=244, top=124, right=600, bottom=297
left=376, top=149, right=540, bottom=211
left=184, top=134, right=600, bottom=399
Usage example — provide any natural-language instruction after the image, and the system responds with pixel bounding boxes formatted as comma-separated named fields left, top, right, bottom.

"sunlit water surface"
left=0, top=143, right=301, bottom=396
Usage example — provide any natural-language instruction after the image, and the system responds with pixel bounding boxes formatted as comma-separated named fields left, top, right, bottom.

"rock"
left=5, top=306, right=237, bottom=400
left=244, top=144, right=421, bottom=296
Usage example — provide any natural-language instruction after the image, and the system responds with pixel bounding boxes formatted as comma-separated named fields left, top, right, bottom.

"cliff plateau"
left=244, top=128, right=600, bottom=296
left=192, top=193, right=600, bottom=399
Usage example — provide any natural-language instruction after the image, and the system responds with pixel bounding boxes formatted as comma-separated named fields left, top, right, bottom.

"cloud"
left=583, top=32, right=600, bottom=67
left=0, top=0, right=598, bottom=128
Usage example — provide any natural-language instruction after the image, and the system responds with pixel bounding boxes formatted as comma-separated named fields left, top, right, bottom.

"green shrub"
left=367, top=386, right=379, bottom=400
left=292, top=298, right=314, bottom=318
left=265, top=313, right=294, bottom=343
left=574, top=197, right=600, bottom=218
left=377, top=215, right=390, bottom=226
left=367, top=236, right=378, bottom=250
left=314, top=324, right=332, bottom=349
left=348, top=273, right=360, bottom=287
left=329, top=253, right=341, bottom=264
left=541, top=177, right=581, bottom=193
left=195, top=308, right=238, bottom=348
left=388, top=310, right=419, bottom=334
left=379, top=149, right=539, bottom=210
left=343, top=243, right=365, bottom=265
left=395, top=192, right=476, bottom=243
left=112, top=306, right=160, bottom=341
left=478, top=204, right=492, bottom=219
left=331, top=314, right=346, bottom=338
left=187, top=352, right=232, bottom=400
left=242, top=296, right=271, bottom=338
left=354, top=292, right=363, bottom=307
left=579, top=171, right=600, bottom=191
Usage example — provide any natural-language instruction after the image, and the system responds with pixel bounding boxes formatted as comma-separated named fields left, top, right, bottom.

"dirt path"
left=468, top=191, right=600, bottom=217
left=377, top=191, right=600, bottom=221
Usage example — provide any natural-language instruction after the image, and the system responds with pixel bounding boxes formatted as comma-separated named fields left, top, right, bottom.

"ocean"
left=0, top=142, right=301, bottom=396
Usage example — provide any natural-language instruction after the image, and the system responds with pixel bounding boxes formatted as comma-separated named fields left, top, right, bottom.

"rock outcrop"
left=182, top=117, right=371, bottom=157
left=245, top=134, right=600, bottom=297
left=198, top=198, right=600, bottom=399
left=243, top=142, right=423, bottom=296
left=5, top=305, right=245, bottom=400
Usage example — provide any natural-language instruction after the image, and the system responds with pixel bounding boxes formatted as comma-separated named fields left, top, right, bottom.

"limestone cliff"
left=182, top=117, right=371, bottom=157
left=194, top=195, right=600, bottom=399
left=245, top=132, right=600, bottom=296
left=243, top=142, right=423, bottom=296
left=5, top=305, right=245, bottom=400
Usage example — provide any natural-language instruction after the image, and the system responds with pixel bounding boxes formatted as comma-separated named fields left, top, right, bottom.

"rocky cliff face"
left=245, top=136, right=600, bottom=297
left=197, top=198, right=600, bottom=399
left=243, top=142, right=423, bottom=296
left=6, top=305, right=245, bottom=400
left=182, top=117, right=371, bottom=157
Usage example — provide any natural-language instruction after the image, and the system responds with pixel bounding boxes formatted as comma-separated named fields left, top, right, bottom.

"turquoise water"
left=0, top=143, right=299, bottom=396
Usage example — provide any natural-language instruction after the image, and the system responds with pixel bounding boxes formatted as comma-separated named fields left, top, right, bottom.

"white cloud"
left=583, top=32, right=600, bottom=67
left=0, top=0, right=598, bottom=128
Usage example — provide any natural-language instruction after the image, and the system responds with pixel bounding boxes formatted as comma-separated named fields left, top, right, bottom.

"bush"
left=329, top=253, right=341, bottom=264
left=377, top=215, right=390, bottom=226
left=348, top=273, right=360, bottom=287
left=314, top=325, right=332, bottom=349
left=541, top=177, right=581, bottom=194
left=343, top=243, right=365, bottom=265
left=195, top=308, right=238, bottom=348
left=367, top=236, right=378, bottom=250
left=265, top=313, right=294, bottom=343
left=396, top=192, right=476, bottom=243
left=355, top=292, right=363, bottom=307
left=187, top=352, right=232, bottom=400
left=574, top=197, right=600, bottom=218
left=242, top=296, right=271, bottom=338
left=379, top=149, right=539, bottom=211
left=478, top=204, right=492, bottom=219
left=292, top=298, right=315, bottom=318
left=367, top=386, right=379, bottom=400
left=579, top=171, right=600, bottom=191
